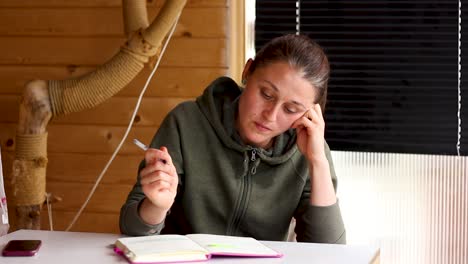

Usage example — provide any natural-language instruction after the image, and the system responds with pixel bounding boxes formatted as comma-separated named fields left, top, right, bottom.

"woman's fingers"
left=139, top=146, right=178, bottom=210
left=313, top=104, right=324, bottom=125
left=304, top=104, right=323, bottom=124
left=147, top=179, right=171, bottom=191
left=314, top=103, right=323, bottom=117
left=159, top=146, right=173, bottom=165
left=140, top=146, right=177, bottom=194
left=145, top=146, right=173, bottom=165
left=140, top=162, right=171, bottom=178
left=292, top=105, right=318, bottom=129
left=142, top=146, right=177, bottom=176
left=141, top=172, right=177, bottom=196
left=141, top=170, right=174, bottom=184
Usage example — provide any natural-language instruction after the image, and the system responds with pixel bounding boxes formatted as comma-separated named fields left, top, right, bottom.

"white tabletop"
left=0, top=230, right=379, bottom=264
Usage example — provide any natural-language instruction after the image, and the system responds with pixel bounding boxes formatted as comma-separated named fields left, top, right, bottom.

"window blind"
left=255, top=0, right=467, bottom=155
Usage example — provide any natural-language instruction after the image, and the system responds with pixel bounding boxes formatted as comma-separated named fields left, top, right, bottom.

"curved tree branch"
left=122, top=0, right=149, bottom=38
left=13, top=0, right=187, bottom=230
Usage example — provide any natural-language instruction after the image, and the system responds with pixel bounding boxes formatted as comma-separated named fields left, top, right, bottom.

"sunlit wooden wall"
left=0, top=0, right=228, bottom=233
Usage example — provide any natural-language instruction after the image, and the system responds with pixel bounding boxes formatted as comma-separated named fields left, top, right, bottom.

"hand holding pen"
left=133, top=139, right=178, bottom=216
left=133, top=139, right=167, bottom=164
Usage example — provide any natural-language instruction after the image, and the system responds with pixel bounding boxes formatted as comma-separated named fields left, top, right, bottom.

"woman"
left=119, top=34, right=346, bottom=243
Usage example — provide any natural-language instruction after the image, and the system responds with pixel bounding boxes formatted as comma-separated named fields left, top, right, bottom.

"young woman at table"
left=119, top=34, right=346, bottom=243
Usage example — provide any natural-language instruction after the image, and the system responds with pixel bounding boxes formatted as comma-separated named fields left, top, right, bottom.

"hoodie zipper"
left=227, top=148, right=257, bottom=235
left=250, top=149, right=257, bottom=174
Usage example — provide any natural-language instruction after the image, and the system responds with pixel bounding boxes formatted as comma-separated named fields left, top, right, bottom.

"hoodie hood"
left=196, top=76, right=299, bottom=165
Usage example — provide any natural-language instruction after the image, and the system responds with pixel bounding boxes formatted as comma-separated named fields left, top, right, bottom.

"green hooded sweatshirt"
left=120, top=77, right=346, bottom=243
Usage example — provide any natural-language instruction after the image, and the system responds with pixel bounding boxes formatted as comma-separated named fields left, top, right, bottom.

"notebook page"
left=186, top=234, right=281, bottom=257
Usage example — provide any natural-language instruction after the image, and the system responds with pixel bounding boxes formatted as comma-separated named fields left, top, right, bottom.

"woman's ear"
left=241, top=58, right=254, bottom=84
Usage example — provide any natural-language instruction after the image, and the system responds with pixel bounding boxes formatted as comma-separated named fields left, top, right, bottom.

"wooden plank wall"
left=0, top=0, right=228, bottom=233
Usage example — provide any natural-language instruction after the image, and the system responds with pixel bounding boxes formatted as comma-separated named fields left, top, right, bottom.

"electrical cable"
left=457, top=0, right=462, bottom=156
left=46, top=193, right=53, bottom=231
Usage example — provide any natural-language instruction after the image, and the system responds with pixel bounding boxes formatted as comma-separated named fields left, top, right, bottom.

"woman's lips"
left=255, top=122, right=271, bottom=132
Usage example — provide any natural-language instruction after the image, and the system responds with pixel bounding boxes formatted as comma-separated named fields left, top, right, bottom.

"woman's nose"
left=262, top=103, right=280, bottom=122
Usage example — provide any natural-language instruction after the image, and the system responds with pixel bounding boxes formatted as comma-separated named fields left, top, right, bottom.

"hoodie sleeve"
left=293, top=142, right=346, bottom=244
left=119, top=107, right=185, bottom=236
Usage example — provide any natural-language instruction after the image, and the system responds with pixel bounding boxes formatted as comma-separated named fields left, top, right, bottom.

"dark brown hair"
left=249, top=34, right=330, bottom=110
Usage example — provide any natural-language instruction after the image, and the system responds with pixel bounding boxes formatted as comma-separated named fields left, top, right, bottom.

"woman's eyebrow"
left=262, top=79, right=279, bottom=92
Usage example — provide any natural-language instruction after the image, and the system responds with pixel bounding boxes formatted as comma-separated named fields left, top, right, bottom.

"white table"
left=0, top=230, right=379, bottom=263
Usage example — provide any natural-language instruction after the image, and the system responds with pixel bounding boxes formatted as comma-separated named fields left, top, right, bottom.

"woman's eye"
left=284, top=107, right=298, bottom=114
left=261, top=91, right=273, bottom=99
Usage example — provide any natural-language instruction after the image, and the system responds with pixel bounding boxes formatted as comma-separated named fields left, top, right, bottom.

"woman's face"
left=237, top=61, right=317, bottom=149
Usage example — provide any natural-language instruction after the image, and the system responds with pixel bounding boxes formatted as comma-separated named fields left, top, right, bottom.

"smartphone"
left=2, top=239, right=42, bottom=256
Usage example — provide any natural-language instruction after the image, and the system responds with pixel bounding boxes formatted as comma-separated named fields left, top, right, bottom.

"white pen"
left=133, top=138, right=168, bottom=164
left=133, top=139, right=149, bottom=151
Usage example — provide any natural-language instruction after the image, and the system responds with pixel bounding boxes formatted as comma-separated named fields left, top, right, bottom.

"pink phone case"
left=2, top=240, right=42, bottom=257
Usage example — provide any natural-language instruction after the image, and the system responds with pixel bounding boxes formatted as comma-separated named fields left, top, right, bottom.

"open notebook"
left=114, top=234, right=283, bottom=263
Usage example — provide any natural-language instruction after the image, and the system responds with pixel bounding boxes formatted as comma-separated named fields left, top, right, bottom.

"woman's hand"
left=292, top=104, right=336, bottom=206
left=139, top=146, right=178, bottom=213
left=292, top=104, right=326, bottom=162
